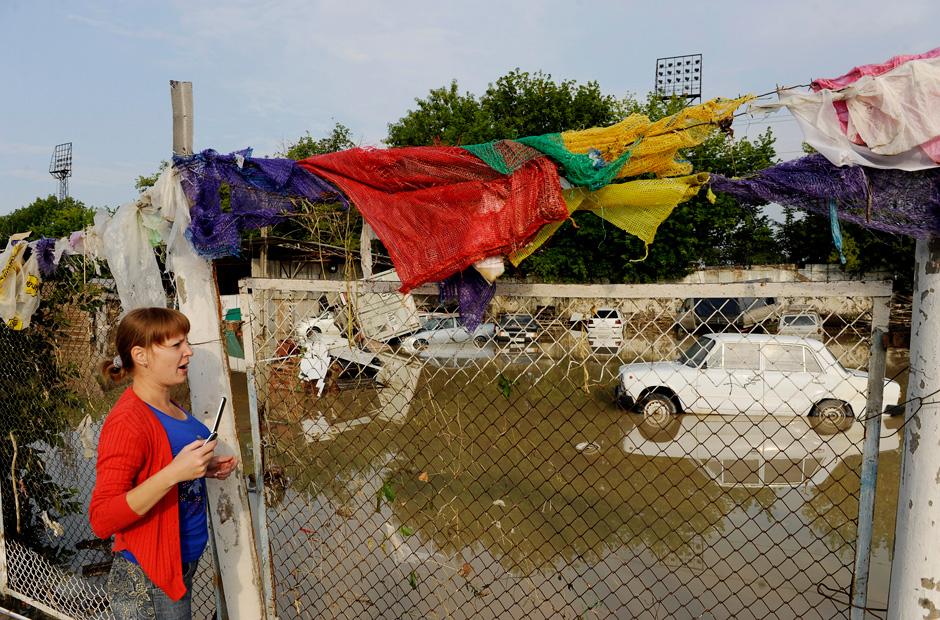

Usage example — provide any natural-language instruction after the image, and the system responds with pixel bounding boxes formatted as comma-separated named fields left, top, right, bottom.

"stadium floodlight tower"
left=49, top=142, right=72, bottom=201
left=654, top=54, right=702, bottom=102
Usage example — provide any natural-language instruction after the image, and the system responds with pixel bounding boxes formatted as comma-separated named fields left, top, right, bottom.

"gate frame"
left=239, top=277, right=893, bottom=618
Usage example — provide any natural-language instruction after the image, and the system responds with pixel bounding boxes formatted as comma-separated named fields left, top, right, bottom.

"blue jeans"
left=107, top=554, right=200, bottom=619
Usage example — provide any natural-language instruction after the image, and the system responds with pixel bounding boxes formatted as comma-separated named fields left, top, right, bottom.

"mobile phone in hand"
left=203, top=397, right=226, bottom=446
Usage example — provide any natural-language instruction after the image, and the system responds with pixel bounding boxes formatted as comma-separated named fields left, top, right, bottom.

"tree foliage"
left=0, top=196, right=95, bottom=245
left=282, top=123, right=356, bottom=160
left=387, top=70, right=629, bottom=147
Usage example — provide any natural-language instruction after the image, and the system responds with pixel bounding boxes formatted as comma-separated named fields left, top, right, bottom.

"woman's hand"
left=206, top=455, right=237, bottom=480
left=168, top=440, right=217, bottom=482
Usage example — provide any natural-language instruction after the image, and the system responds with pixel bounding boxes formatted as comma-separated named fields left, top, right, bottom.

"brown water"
left=232, top=343, right=909, bottom=620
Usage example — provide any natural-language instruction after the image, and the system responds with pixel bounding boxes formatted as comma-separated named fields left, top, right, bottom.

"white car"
left=295, top=311, right=342, bottom=341
left=777, top=311, right=823, bottom=339
left=401, top=315, right=495, bottom=353
left=615, top=333, right=901, bottom=423
left=588, top=308, right=624, bottom=351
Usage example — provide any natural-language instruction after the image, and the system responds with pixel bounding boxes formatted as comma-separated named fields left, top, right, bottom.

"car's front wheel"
left=639, top=393, right=677, bottom=427
left=474, top=335, right=488, bottom=348
left=810, top=399, right=852, bottom=435
left=413, top=339, right=429, bottom=351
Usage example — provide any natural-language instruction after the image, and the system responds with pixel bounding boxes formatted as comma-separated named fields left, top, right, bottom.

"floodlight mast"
left=654, top=54, right=703, bottom=102
left=49, top=142, right=72, bottom=201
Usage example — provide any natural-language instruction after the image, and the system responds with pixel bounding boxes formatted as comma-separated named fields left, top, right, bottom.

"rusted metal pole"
left=170, top=80, right=266, bottom=619
left=888, top=237, right=940, bottom=619
left=851, top=296, right=890, bottom=620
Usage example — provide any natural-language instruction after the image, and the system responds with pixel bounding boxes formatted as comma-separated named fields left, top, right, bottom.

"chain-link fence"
left=0, top=257, right=221, bottom=619
left=241, top=277, right=904, bottom=619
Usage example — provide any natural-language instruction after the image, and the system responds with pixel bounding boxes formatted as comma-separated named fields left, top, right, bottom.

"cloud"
left=66, top=13, right=181, bottom=44
left=0, top=141, right=53, bottom=157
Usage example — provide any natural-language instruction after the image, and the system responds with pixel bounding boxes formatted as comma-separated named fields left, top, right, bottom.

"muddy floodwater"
left=236, top=341, right=909, bottom=620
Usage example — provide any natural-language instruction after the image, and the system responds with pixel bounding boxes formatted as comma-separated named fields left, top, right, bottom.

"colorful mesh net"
left=297, top=146, right=568, bottom=292
left=438, top=267, right=496, bottom=331
left=709, top=154, right=940, bottom=238
left=509, top=173, right=710, bottom=265
left=464, top=97, right=749, bottom=189
left=174, top=149, right=347, bottom=258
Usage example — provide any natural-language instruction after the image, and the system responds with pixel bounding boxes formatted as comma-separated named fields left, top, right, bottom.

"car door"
left=722, top=342, right=763, bottom=414
left=447, top=317, right=472, bottom=344
left=761, top=344, right=815, bottom=416
left=694, top=344, right=735, bottom=414
left=435, top=317, right=461, bottom=344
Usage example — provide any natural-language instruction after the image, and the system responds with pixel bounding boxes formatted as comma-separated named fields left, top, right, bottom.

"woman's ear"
left=131, top=345, right=149, bottom=369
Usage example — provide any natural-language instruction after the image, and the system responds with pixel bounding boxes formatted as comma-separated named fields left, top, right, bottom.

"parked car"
left=295, top=310, right=342, bottom=341
left=615, top=333, right=901, bottom=425
left=400, top=315, right=495, bottom=353
left=588, top=308, right=624, bottom=351
left=777, top=311, right=823, bottom=339
left=675, top=296, right=782, bottom=333
left=495, top=314, right=539, bottom=350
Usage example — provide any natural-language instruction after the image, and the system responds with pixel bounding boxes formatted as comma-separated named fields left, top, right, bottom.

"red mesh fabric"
left=298, top=146, right=568, bottom=292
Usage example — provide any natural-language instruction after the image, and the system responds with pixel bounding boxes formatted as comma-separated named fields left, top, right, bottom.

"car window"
left=442, top=318, right=458, bottom=329
left=784, top=315, right=816, bottom=327
left=763, top=344, right=805, bottom=372
left=679, top=337, right=715, bottom=368
left=803, top=348, right=822, bottom=373
left=722, top=342, right=760, bottom=370
left=423, top=318, right=440, bottom=330
left=596, top=309, right=618, bottom=318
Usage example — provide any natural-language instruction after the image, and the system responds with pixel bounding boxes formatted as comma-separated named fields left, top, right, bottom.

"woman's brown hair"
left=100, top=307, right=191, bottom=382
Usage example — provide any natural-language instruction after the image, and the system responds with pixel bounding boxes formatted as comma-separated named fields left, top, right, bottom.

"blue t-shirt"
left=122, top=404, right=211, bottom=564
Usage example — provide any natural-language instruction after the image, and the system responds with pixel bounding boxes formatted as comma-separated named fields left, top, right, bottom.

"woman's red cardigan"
left=89, top=387, right=186, bottom=601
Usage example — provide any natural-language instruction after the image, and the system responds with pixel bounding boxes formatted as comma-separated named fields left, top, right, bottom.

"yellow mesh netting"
left=509, top=173, right=710, bottom=265
left=561, top=96, right=752, bottom=179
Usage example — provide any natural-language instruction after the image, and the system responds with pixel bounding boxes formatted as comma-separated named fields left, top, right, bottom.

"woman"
left=90, top=307, right=237, bottom=619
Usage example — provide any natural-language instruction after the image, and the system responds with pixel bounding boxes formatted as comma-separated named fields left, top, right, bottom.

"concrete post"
left=170, top=81, right=266, bottom=619
left=888, top=237, right=940, bottom=619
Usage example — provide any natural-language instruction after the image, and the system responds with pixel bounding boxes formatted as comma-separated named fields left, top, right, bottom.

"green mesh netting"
left=461, top=140, right=544, bottom=175
left=463, top=136, right=637, bottom=190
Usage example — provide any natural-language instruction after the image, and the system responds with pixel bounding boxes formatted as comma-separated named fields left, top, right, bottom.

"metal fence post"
left=888, top=238, right=940, bottom=619
left=241, top=281, right=277, bottom=618
left=850, top=295, right=890, bottom=620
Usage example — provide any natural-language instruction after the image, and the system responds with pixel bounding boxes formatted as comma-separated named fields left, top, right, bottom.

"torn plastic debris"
left=472, top=256, right=505, bottom=283
left=374, top=353, right=421, bottom=424
left=0, top=237, right=42, bottom=331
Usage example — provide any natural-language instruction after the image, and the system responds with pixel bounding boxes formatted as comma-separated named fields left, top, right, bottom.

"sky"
left=1, top=0, right=938, bottom=214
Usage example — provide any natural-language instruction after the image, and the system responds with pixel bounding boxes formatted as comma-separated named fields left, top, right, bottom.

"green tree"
left=0, top=196, right=95, bottom=244
left=135, top=160, right=169, bottom=193
left=282, top=123, right=356, bottom=160
left=387, top=69, right=629, bottom=147
left=387, top=73, right=780, bottom=282
left=777, top=209, right=915, bottom=291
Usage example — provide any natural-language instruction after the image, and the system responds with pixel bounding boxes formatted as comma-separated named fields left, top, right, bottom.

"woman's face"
left=137, top=333, right=193, bottom=387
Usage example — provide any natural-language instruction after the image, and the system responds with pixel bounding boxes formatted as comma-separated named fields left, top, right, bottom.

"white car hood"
left=619, top=361, right=687, bottom=376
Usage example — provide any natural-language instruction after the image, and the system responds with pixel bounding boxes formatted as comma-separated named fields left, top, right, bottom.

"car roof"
left=701, top=333, right=826, bottom=349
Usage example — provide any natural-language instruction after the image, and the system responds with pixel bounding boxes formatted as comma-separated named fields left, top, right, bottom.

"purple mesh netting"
left=438, top=268, right=496, bottom=331
left=709, top=154, right=940, bottom=238
left=173, top=149, right=348, bottom=259
left=34, top=237, right=57, bottom=277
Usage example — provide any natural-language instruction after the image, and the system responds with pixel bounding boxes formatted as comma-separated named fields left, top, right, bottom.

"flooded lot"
left=247, top=344, right=908, bottom=619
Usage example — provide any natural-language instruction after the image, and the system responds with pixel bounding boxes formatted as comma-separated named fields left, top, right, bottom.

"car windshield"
left=501, top=315, right=534, bottom=328
left=678, top=337, right=716, bottom=367
left=595, top=309, right=618, bottom=318
left=782, top=315, right=816, bottom=326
